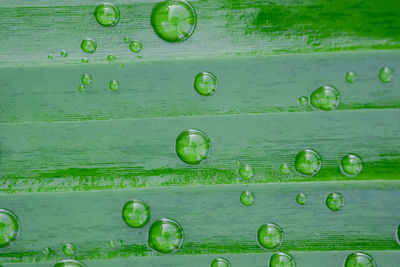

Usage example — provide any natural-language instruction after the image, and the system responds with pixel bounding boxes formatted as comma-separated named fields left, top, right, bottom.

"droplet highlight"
left=296, top=192, right=307, bottom=205
left=344, top=252, right=376, bottom=267
left=346, top=71, right=357, bottom=83
left=122, top=199, right=150, bottom=228
left=129, top=41, right=143, bottom=53
left=148, top=218, right=184, bottom=254
left=194, top=72, right=217, bottom=96
left=211, top=257, right=231, bottom=267
left=240, top=190, right=255, bottom=206
left=80, top=38, right=97, bottom=54
left=94, top=3, right=120, bottom=27
left=340, top=154, right=363, bottom=177
left=81, top=73, right=92, bottom=86
left=257, top=223, right=283, bottom=250
left=379, top=66, right=394, bottom=83
left=269, top=252, right=296, bottom=267
left=0, top=209, right=20, bottom=248
left=109, top=80, right=119, bottom=91
left=239, top=164, right=254, bottom=180
left=175, top=129, right=211, bottom=165
left=310, top=85, right=340, bottom=111
left=62, top=243, right=76, bottom=256
left=151, top=0, right=197, bottom=43
left=294, top=149, right=322, bottom=177
left=326, top=192, right=344, bottom=211
left=53, top=259, right=86, bottom=267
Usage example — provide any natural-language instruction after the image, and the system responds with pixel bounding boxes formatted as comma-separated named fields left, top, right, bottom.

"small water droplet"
left=137, top=55, right=142, bottom=59
left=129, top=41, right=143, bottom=53
left=396, top=225, right=400, bottom=245
left=346, top=71, right=357, bottom=83
left=0, top=209, right=20, bottom=248
left=81, top=57, right=89, bottom=63
left=279, top=163, right=291, bottom=175
left=107, top=54, right=116, bottom=62
left=294, top=149, right=322, bottom=177
left=78, top=85, right=86, bottom=92
left=122, top=199, right=150, bottom=228
left=340, top=154, right=363, bottom=177
left=310, top=85, right=340, bottom=111
left=42, top=247, right=51, bottom=256
left=269, top=252, right=296, bottom=267
left=193, top=72, right=217, bottom=96
left=109, top=80, right=119, bottom=91
left=62, top=243, right=76, bottom=256
left=239, top=164, right=254, bottom=180
left=379, top=66, right=394, bottom=83
left=80, top=38, right=97, bottom=54
left=151, top=0, right=197, bottom=42
left=108, top=240, right=116, bottom=248
left=81, top=74, right=92, bottom=86
left=211, top=257, right=231, bottom=267
left=326, top=192, right=344, bottom=211
left=344, top=252, right=376, bottom=267
left=94, top=3, right=120, bottom=27
left=298, top=96, right=308, bottom=106
left=175, top=129, right=211, bottom=165
left=257, top=223, right=283, bottom=249
left=61, top=50, right=68, bottom=57
left=48, top=54, right=53, bottom=59
left=123, top=36, right=130, bottom=43
left=148, top=218, right=184, bottom=253
left=296, top=192, right=307, bottom=205
left=240, top=190, right=255, bottom=206
left=53, top=259, right=86, bottom=267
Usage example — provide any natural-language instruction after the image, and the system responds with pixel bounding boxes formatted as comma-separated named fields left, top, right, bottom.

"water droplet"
left=298, top=96, right=308, bottom=106
left=94, top=3, right=120, bottom=27
left=109, top=80, right=119, bottom=91
left=151, top=0, right=197, bottom=42
left=48, top=54, right=53, bottom=59
left=326, top=192, right=344, bottom=211
left=53, top=259, right=86, bottom=267
left=123, top=36, right=130, bottom=43
left=193, top=71, right=218, bottom=96
left=42, top=247, right=51, bottom=256
left=78, top=85, right=86, bottom=92
left=175, top=129, right=211, bottom=165
left=107, top=54, right=116, bottom=62
left=148, top=218, right=184, bottom=253
left=310, top=85, right=340, bottom=111
left=211, top=257, right=231, bottom=267
left=239, top=164, right=254, bottom=180
left=379, top=66, right=394, bottom=83
left=61, top=50, right=68, bottom=57
left=269, top=252, right=296, bottom=267
left=279, top=163, right=291, bottom=175
left=62, top=243, right=76, bottom=256
left=346, top=71, right=357, bottom=83
left=396, top=225, right=400, bottom=245
left=81, top=74, right=92, bottom=86
left=81, top=57, right=89, bottom=63
left=340, top=154, right=363, bottom=177
left=80, top=38, right=97, bottom=54
left=257, top=223, right=283, bottom=250
left=129, top=41, right=143, bottom=53
left=0, top=209, right=20, bottom=248
left=344, top=252, right=376, bottom=267
left=137, top=55, right=142, bottom=59
left=296, top=192, right=307, bottom=205
left=240, top=190, right=255, bottom=206
left=294, top=149, right=322, bottom=177
left=122, top=199, right=150, bottom=228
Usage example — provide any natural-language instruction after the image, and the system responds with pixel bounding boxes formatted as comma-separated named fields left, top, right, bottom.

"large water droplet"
left=379, top=66, right=394, bottom=83
left=129, top=41, right=143, bottom=53
left=279, top=163, right=291, bottom=175
left=326, top=192, right=344, bottom=211
left=53, top=260, right=86, bottom=267
left=194, top=72, right=217, bottom=96
left=80, top=38, right=97, bottom=54
left=94, top=3, right=120, bottom=27
left=61, top=50, right=68, bottom=57
left=294, top=149, right=322, bottom=177
left=239, top=164, right=254, bottom=180
left=296, top=192, right=307, bottom=205
left=109, top=80, right=119, bottom=91
left=175, top=129, right=211, bottom=165
left=344, top=252, right=376, bottom=267
left=81, top=74, right=92, bottom=86
left=62, top=243, right=76, bottom=256
left=340, top=154, right=363, bottom=177
left=269, top=252, right=296, bottom=267
left=310, top=85, right=340, bottom=111
left=346, top=71, right=357, bottom=83
left=148, top=218, right=184, bottom=253
left=240, top=190, right=255, bottom=206
left=122, top=199, right=150, bottom=228
left=211, top=257, right=231, bottom=267
left=151, top=0, right=197, bottom=42
left=257, top=223, right=283, bottom=250
left=298, top=96, right=308, bottom=106
left=0, top=209, right=20, bottom=248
